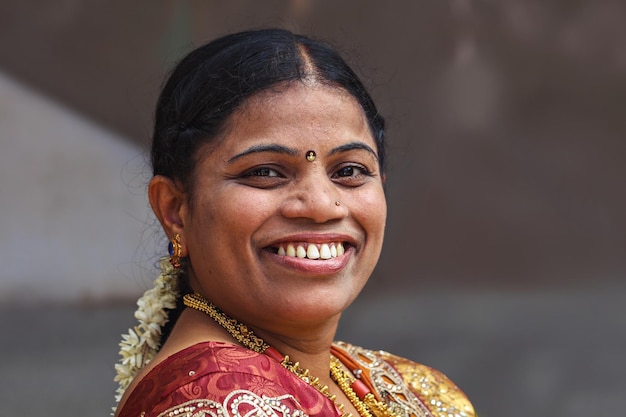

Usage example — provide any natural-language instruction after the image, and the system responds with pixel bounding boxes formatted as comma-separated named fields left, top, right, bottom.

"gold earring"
left=168, top=233, right=183, bottom=269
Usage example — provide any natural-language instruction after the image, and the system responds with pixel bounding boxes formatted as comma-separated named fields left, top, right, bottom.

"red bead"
left=265, top=346, right=284, bottom=362
left=351, top=379, right=370, bottom=399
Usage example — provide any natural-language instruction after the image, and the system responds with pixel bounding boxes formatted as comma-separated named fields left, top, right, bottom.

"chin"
left=272, top=287, right=361, bottom=323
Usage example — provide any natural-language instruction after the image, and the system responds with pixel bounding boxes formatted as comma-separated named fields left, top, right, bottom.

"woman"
left=114, top=28, right=475, bottom=417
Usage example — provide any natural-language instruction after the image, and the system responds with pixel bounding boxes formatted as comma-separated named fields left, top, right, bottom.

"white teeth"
left=277, top=242, right=347, bottom=260
left=320, top=244, right=332, bottom=259
left=307, top=245, right=320, bottom=259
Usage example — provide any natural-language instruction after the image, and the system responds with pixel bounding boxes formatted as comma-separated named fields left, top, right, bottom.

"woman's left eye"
left=333, top=165, right=372, bottom=180
left=331, top=164, right=374, bottom=188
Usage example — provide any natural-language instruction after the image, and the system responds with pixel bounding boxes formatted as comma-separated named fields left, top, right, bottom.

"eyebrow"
left=329, top=142, right=379, bottom=161
left=227, top=144, right=299, bottom=163
left=226, top=141, right=379, bottom=163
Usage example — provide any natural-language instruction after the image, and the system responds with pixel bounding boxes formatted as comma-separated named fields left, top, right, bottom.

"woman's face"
left=181, top=83, right=386, bottom=332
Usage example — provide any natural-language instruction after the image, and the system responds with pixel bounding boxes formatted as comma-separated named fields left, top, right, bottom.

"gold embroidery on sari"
left=333, top=342, right=475, bottom=417
left=334, top=342, right=433, bottom=417
left=379, top=352, right=475, bottom=417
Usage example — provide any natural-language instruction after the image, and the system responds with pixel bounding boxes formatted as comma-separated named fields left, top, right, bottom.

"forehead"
left=214, top=83, right=375, bottom=154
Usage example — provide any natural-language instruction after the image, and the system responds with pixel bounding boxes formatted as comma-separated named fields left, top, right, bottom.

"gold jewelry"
left=330, top=357, right=373, bottom=417
left=306, top=150, right=316, bottom=162
left=335, top=201, right=341, bottom=206
left=330, top=357, right=397, bottom=417
left=183, top=293, right=399, bottom=417
left=168, top=233, right=183, bottom=269
left=183, top=292, right=269, bottom=353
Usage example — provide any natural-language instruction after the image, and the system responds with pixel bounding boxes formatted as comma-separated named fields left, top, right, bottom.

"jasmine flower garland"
left=113, top=257, right=180, bottom=406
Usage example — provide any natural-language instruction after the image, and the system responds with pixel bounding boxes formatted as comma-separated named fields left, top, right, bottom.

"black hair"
left=152, top=28, right=385, bottom=190
left=153, top=28, right=386, bottom=343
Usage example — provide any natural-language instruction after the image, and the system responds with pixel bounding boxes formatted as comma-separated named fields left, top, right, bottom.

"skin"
left=136, top=82, right=387, bottom=414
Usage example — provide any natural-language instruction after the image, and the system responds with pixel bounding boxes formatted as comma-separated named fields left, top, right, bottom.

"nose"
left=280, top=173, right=348, bottom=223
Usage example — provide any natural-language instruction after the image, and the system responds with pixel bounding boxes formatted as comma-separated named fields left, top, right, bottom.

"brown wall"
left=2, top=0, right=624, bottom=291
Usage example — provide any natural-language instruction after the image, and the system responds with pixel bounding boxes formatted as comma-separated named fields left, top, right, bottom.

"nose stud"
left=306, top=150, right=316, bottom=162
left=335, top=201, right=341, bottom=206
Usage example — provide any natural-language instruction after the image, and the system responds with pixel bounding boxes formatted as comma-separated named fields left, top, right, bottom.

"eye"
left=336, top=166, right=358, bottom=178
left=237, top=165, right=287, bottom=189
left=248, top=167, right=280, bottom=177
left=335, top=165, right=369, bottom=178
left=332, top=164, right=374, bottom=186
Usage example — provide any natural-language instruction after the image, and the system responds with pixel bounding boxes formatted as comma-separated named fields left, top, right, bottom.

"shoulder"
left=332, top=341, right=476, bottom=417
left=117, top=342, right=331, bottom=417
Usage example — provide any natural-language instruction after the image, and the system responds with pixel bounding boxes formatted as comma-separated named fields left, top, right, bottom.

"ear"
left=148, top=175, right=189, bottom=251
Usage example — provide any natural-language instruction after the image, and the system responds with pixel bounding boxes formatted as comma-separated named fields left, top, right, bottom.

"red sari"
left=117, top=341, right=474, bottom=417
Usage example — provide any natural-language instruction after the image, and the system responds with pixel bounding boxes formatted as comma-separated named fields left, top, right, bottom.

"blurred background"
left=0, top=1, right=625, bottom=416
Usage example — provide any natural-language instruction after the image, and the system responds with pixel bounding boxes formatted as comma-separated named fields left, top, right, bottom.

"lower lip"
left=264, top=247, right=353, bottom=274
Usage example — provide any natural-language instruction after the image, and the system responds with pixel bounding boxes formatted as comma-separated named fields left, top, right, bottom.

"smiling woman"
left=113, top=28, right=475, bottom=417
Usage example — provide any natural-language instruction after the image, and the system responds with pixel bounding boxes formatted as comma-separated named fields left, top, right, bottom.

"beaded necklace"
left=183, top=292, right=398, bottom=417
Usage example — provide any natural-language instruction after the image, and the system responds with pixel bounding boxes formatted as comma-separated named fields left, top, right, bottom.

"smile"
left=275, top=242, right=346, bottom=260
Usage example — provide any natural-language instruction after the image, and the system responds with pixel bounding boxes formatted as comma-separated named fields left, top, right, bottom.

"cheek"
left=354, top=187, right=387, bottom=236
left=211, top=189, right=276, bottom=237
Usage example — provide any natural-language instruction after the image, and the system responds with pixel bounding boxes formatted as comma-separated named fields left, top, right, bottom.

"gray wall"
left=0, top=71, right=155, bottom=302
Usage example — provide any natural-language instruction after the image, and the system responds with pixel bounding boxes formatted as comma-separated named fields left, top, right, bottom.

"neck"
left=254, top=317, right=340, bottom=383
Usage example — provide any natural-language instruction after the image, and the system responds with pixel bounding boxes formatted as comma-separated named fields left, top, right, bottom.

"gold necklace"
left=183, top=292, right=398, bottom=417
left=330, top=356, right=397, bottom=417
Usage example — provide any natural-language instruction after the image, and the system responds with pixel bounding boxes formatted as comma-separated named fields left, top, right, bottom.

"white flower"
left=112, top=257, right=181, bottom=407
